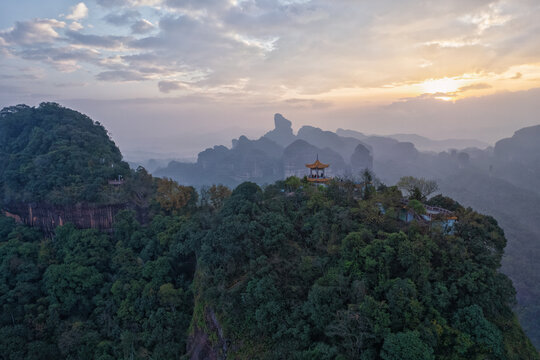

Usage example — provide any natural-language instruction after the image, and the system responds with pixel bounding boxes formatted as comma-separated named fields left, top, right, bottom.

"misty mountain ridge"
left=1, top=103, right=539, bottom=357
left=386, top=133, right=489, bottom=152
left=154, top=113, right=540, bottom=349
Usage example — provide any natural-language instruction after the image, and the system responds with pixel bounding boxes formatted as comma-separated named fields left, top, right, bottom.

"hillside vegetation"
left=0, top=104, right=537, bottom=359
left=1, top=177, right=538, bottom=359
left=0, top=103, right=131, bottom=205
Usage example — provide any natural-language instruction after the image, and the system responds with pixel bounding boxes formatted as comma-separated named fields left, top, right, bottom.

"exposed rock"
left=186, top=308, right=228, bottom=360
left=283, top=139, right=347, bottom=178
left=263, top=113, right=297, bottom=147
left=494, top=124, right=540, bottom=164
left=297, top=125, right=361, bottom=161
left=350, top=143, right=373, bottom=171
left=2, top=202, right=127, bottom=234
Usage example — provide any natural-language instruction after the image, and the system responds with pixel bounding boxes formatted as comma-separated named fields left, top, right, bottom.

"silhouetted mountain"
left=232, top=135, right=284, bottom=159
left=495, top=124, right=540, bottom=163
left=156, top=137, right=284, bottom=187
left=484, top=125, right=540, bottom=196
left=263, top=113, right=296, bottom=147
left=336, top=128, right=420, bottom=163
left=283, top=139, right=346, bottom=177
left=388, top=133, right=489, bottom=152
left=297, top=125, right=362, bottom=161
left=350, top=143, right=373, bottom=170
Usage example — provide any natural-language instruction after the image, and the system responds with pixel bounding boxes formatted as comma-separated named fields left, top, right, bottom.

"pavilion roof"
left=305, top=159, right=329, bottom=169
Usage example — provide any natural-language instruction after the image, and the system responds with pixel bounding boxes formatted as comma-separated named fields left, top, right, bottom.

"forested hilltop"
left=0, top=104, right=538, bottom=359
left=154, top=113, right=540, bottom=348
left=0, top=103, right=132, bottom=205
left=1, top=178, right=538, bottom=359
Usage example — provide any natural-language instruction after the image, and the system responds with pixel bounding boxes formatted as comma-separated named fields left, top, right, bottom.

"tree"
left=155, top=178, right=196, bottom=213
left=396, top=176, right=438, bottom=201
left=207, top=184, right=232, bottom=210
left=361, top=169, right=376, bottom=200
left=381, top=331, right=434, bottom=360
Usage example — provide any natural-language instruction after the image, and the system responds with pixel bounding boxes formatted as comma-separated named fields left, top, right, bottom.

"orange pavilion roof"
left=307, top=177, right=331, bottom=183
left=305, top=159, right=329, bottom=169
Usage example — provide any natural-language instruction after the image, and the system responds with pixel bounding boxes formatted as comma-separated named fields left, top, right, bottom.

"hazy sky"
left=1, top=0, right=540, bottom=157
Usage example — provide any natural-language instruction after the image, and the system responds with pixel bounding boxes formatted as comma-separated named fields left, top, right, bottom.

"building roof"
left=307, top=177, right=331, bottom=183
left=305, top=159, right=329, bottom=169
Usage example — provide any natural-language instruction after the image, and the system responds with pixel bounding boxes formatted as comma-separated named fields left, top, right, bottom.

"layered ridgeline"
left=0, top=104, right=538, bottom=359
left=154, top=114, right=540, bottom=348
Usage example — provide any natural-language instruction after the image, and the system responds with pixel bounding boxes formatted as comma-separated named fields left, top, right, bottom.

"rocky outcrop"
left=2, top=202, right=127, bottom=234
left=186, top=308, right=228, bottom=360
left=297, top=125, right=362, bottom=161
left=263, top=113, right=297, bottom=147
left=494, top=124, right=540, bottom=164
left=350, top=143, right=373, bottom=171
left=283, top=139, right=347, bottom=177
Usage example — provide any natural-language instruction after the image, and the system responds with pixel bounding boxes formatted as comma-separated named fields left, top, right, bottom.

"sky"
left=1, top=0, right=540, bottom=159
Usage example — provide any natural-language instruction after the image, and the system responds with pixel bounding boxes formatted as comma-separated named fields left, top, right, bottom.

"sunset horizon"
left=2, top=0, right=540, bottom=155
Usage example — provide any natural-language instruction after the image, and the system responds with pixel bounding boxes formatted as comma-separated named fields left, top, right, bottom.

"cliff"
left=2, top=202, right=127, bottom=233
left=186, top=307, right=229, bottom=360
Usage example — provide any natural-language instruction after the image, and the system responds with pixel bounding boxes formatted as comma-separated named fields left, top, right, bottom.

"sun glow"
left=420, top=77, right=464, bottom=94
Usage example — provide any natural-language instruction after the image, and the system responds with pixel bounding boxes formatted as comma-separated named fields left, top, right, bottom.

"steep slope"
left=297, top=125, right=362, bottom=161
left=189, top=181, right=539, bottom=359
left=0, top=103, right=130, bottom=205
left=263, top=113, right=297, bottom=147
left=439, top=169, right=540, bottom=346
left=0, top=103, right=135, bottom=232
left=283, top=139, right=347, bottom=177
left=491, top=125, right=540, bottom=195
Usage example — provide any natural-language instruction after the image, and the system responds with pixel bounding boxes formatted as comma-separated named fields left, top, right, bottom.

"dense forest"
left=0, top=104, right=538, bottom=359
left=0, top=103, right=131, bottom=205
left=154, top=112, right=540, bottom=349
left=1, top=177, right=539, bottom=359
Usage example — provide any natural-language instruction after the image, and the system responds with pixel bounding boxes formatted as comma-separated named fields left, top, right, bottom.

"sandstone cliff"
left=2, top=202, right=127, bottom=233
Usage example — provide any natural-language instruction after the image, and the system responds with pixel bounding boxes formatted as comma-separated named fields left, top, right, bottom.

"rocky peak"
left=263, top=113, right=296, bottom=147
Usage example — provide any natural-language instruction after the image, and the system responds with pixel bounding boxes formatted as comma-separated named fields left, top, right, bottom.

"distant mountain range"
left=386, top=133, right=489, bottom=152
left=154, top=115, right=540, bottom=348
left=337, top=129, right=490, bottom=152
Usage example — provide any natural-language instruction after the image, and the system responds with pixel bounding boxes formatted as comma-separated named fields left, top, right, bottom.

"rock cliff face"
left=283, top=139, right=347, bottom=178
left=263, top=113, right=296, bottom=147
left=2, top=202, right=126, bottom=233
left=350, top=143, right=373, bottom=170
left=186, top=308, right=228, bottom=360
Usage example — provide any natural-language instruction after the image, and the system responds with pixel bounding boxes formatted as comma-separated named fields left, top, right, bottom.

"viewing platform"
left=306, top=156, right=331, bottom=183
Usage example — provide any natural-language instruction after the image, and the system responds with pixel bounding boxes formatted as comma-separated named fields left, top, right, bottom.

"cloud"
left=96, top=70, right=147, bottom=81
left=131, top=19, right=154, bottom=34
left=95, top=0, right=128, bottom=7
left=18, top=46, right=100, bottom=71
left=458, top=83, right=492, bottom=92
left=0, top=73, right=40, bottom=80
left=103, top=10, right=141, bottom=26
left=66, top=3, right=89, bottom=21
left=95, top=0, right=163, bottom=7
left=158, top=80, right=185, bottom=93
left=511, top=72, right=522, bottom=79
left=68, top=22, right=84, bottom=31
left=283, top=98, right=331, bottom=108
left=0, top=19, right=65, bottom=45
left=2, top=0, right=540, bottom=109
left=65, top=30, right=129, bottom=49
